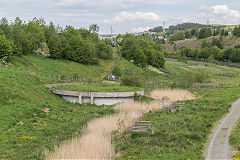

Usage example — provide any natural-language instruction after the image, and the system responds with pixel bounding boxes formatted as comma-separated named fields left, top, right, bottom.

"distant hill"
left=168, top=23, right=211, bottom=32
left=164, top=36, right=240, bottom=51
left=149, top=26, right=164, bottom=33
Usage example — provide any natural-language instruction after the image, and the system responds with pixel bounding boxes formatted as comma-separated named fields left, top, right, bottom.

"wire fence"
left=0, top=64, right=91, bottom=82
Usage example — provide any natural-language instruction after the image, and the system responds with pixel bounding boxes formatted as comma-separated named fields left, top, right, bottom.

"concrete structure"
left=45, top=83, right=144, bottom=106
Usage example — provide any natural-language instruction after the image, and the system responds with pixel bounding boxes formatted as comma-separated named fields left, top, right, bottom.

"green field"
left=54, top=84, right=143, bottom=92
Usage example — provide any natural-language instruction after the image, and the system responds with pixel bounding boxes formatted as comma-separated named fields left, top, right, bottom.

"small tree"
left=33, top=42, right=50, bottom=58
left=211, top=38, right=223, bottom=49
left=0, top=35, right=13, bottom=62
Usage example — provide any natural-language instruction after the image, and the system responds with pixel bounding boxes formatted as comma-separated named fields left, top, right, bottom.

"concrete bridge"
left=45, top=83, right=144, bottom=106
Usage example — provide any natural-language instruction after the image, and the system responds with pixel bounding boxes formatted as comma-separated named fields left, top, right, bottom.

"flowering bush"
left=233, top=151, right=240, bottom=160
left=33, top=42, right=50, bottom=58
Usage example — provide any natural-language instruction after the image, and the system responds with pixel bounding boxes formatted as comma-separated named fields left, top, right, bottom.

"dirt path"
left=205, top=98, right=240, bottom=160
left=47, top=89, right=194, bottom=160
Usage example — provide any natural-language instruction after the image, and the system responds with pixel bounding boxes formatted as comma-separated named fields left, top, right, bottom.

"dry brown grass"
left=47, top=89, right=194, bottom=160
left=149, top=89, right=195, bottom=103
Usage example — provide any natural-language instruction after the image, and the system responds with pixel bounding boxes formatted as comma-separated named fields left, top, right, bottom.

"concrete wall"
left=93, top=97, right=133, bottom=106
left=45, top=83, right=144, bottom=106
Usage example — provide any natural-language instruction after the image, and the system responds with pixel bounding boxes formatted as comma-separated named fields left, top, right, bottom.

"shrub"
left=121, top=73, right=143, bottom=87
left=171, top=71, right=209, bottom=89
left=211, top=38, right=223, bottom=49
left=112, top=66, right=122, bottom=77
left=201, top=40, right=210, bottom=49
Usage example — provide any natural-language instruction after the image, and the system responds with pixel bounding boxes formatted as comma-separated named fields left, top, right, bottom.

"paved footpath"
left=205, top=98, right=240, bottom=160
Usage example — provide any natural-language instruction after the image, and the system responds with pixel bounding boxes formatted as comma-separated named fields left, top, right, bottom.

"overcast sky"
left=1, top=0, right=240, bottom=34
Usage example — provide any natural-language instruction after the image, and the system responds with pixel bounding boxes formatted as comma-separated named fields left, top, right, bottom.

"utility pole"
left=163, top=21, right=166, bottom=32
left=111, top=26, right=113, bottom=35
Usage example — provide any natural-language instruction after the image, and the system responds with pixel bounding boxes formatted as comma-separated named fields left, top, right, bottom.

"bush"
left=201, top=40, right=210, bottom=49
left=121, top=73, right=143, bottom=87
left=33, top=42, right=50, bottom=58
left=211, top=38, right=223, bottom=49
left=171, top=71, right=209, bottom=89
left=112, top=66, right=122, bottom=77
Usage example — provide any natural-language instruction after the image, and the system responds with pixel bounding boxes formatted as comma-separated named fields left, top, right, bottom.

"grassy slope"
left=114, top=59, right=240, bottom=160
left=165, top=36, right=240, bottom=51
left=0, top=54, right=118, bottom=159
left=7, top=54, right=117, bottom=82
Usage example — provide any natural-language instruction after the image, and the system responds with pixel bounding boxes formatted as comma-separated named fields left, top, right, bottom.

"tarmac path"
left=205, top=98, right=240, bottom=160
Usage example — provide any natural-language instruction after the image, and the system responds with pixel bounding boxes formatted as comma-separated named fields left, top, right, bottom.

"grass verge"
left=230, top=119, right=240, bottom=159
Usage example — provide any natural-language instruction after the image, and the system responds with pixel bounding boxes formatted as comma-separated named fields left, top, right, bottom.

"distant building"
left=99, top=35, right=116, bottom=41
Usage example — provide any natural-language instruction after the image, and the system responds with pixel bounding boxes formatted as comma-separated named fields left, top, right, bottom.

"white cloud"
left=104, top=11, right=160, bottom=24
left=131, top=26, right=151, bottom=33
left=212, top=5, right=240, bottom=18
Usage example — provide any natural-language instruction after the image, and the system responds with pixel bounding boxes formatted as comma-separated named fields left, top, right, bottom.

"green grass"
left=165, top=59, right=240, bottom=84
left=0, top=67, right=115, bottom=159
left=231, top=118, right=240, bottom=147
left=230, top=119, right=240, bottom=158
left=114, top=85, right=240, bottom=160
left=7, top=54, right=117, bottom=83
left=54, top=84, right=143, bottom=92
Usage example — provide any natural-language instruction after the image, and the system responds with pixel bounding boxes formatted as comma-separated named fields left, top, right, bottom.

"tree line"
left=0, top=17, right=113, bottom=64
left=168, top=27, right=230, bottom=42
left=120, top=34, right=165, bottom=68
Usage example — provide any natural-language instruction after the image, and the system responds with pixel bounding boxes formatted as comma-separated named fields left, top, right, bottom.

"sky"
left=1, top=0, right=240, bottom=34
